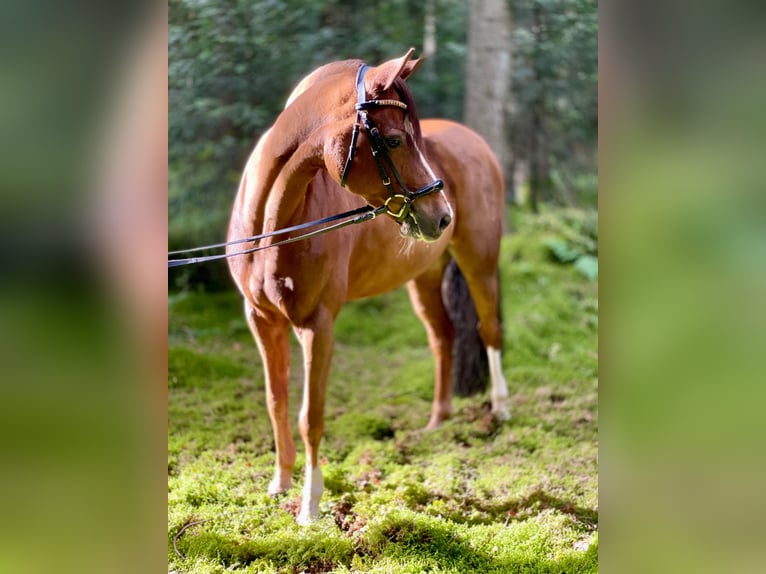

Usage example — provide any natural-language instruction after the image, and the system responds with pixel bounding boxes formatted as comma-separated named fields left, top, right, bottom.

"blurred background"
left=168, top=0, right=598, bottom=289
left=1, top=0, right=764, bottom=571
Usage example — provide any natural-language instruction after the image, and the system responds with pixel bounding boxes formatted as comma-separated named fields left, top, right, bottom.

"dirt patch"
left=292, top=558, right=337, bottom=574
left=333, top=498, right=367, bottom=537
left=353, top=468, right=382, bottom=491
left=279, top=496, right=302, bottom=518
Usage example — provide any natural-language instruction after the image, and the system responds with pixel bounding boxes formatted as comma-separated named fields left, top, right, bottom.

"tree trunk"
left=422, top=0, right=437, bottom=86
left=529, top=101, right=541, bottom=213
left=529, top=1, right=553, bottom=211
left=463, top=0, right=512, bottom=178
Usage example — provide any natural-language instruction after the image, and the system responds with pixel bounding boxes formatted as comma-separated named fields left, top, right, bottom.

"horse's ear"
left=368, top=48, right=422, bottom=92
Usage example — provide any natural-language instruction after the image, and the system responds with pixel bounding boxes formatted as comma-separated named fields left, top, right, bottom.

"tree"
left=509, top=0, right=598, bottom=209
left=168, top=0, right=597, bottom=289
left=169, top=0, right=470, bottom=289
left=463, top=0, right=513, bottom=178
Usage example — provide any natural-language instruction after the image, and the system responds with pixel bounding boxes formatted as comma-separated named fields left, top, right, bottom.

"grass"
left=168, top=207, right=598, bottom=573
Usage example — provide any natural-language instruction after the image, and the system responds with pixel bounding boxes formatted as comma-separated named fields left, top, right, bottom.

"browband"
left=357, top=99, right=408, bottom=111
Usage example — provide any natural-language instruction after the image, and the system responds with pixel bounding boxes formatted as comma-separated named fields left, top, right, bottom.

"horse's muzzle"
left=400, top=203, right=452, bottom=242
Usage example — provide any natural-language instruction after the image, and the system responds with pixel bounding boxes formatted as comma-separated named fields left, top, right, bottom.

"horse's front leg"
left=293, top=305, right=334, bottom=524
left=245, top=300, right=295, bottom=495
left=245, top=302, right=296, bottom=495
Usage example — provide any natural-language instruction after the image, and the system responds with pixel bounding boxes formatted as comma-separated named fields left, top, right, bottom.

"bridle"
left=340, top=64, right=444, bottom=223
left=168, top=62, right=443, bottom=267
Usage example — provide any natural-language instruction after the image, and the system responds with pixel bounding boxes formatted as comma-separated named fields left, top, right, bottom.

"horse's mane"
left=285, top=59, right=360, bottom=108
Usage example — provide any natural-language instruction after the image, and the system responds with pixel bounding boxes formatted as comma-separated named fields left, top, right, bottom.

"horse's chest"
left=346, top=235, right=449, bottom=299
left=245, top=247, right=333, bottom=322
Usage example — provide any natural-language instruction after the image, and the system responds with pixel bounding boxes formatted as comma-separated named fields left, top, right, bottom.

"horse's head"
left=323, top=50, right=453, bottom=243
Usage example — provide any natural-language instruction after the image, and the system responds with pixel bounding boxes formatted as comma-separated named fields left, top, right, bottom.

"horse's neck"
left=263, top=129, right=326, bottom=235
left=233, top=103, right=329, bottom=241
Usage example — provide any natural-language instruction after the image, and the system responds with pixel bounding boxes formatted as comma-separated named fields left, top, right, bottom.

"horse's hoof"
left=425, top=419, right=442, bottom=430
left=267, top=476, right=292, bottom=496
left=296, top=508, right=318, bottom=526
left=492, top=408, right=511, bottom=422
left=425, top=413, right=450, bottom=430
left=491, top=395, right=511, bottom=422
left=296, top=511, right=313, bottom=525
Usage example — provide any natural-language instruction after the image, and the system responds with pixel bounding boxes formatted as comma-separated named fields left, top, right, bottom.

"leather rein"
left=168, top=63, right=442, bottom=268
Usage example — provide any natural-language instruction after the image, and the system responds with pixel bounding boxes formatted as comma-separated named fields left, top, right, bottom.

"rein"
left=168, top=62, right=442, bottom=268
left=167, top=204, right=386, bottom=267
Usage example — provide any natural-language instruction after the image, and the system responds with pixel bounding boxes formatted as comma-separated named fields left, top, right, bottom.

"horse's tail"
left=441, top=259, right=494, bottom=397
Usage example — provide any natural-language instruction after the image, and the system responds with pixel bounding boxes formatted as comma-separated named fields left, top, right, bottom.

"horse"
left=227, top=49, right=509, bottom=524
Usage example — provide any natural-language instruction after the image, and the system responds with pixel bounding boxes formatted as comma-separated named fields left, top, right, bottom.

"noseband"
left=339, top=64, right=444, bottom=223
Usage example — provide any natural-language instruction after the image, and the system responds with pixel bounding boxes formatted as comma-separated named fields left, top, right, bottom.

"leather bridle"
left=340, top=64, right=444, bottom=223
left=168, top=63, right=444, bottom=267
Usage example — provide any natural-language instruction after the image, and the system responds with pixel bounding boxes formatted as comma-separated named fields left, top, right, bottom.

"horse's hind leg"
left=407, top=258, right=456, bottom=429
left=245, top=301, right=296, bottom=494
left=450, top=251, right=510, bottom=420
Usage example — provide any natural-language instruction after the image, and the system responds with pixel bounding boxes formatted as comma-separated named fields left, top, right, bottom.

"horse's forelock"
left=392, top=77, right=423, bottom=143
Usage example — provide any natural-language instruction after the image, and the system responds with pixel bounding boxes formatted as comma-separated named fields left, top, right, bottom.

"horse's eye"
left=386, top=138, right=402, bottom=149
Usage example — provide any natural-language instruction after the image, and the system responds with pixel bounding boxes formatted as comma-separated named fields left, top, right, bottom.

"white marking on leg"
left=296, top=463, right=324, bottom=525
left=488, top=346, right=510, bottom=420
left=267, top=467, right=292, bottom=495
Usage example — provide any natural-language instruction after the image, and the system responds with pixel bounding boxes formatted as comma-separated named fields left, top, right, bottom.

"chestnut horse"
left=227, top=50, right=509, bottom=524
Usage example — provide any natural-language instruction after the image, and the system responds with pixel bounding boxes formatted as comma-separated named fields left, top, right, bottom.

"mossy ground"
left=169, top=207, right=598, bottom=573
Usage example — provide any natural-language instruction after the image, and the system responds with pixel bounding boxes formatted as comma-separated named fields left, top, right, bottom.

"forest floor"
left=168, top=207, right=598, bottom=573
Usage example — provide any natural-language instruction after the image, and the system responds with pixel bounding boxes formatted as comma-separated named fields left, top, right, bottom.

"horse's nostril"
left=439, top=213, right=452, bottom=231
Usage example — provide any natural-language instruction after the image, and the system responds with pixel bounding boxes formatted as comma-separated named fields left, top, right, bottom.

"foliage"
left=540, top=208, right=598, bottom=280
left=168, top=208, right=598, bottom=572
left=169, top=0, right=468, bottom=166
left=509, top=0, right=598, bottom=206
left=169, top=0, right=468, bottom=290
left=168, top=0, right=597, bottom=290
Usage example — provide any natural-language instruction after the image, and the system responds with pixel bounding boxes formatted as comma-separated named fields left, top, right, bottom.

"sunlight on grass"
left=168, top=207, right=598, bottom=573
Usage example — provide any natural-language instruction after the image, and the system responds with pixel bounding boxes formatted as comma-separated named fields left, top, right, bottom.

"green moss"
left=169, top=207, right=598, bottom=573
left=334, top=290, right=426, bottom=349
left=168, top=347, right=248, bottom=388
left=322, top=464, right=354, bottom=495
